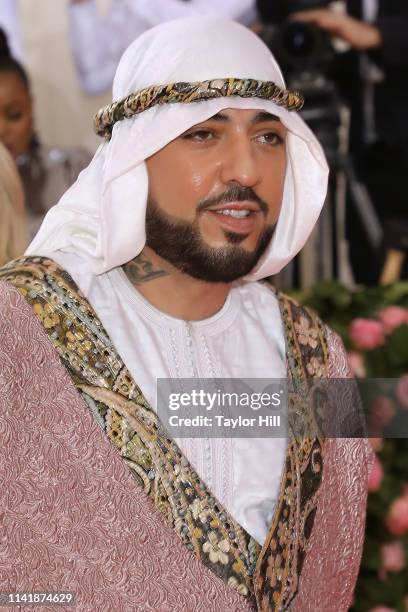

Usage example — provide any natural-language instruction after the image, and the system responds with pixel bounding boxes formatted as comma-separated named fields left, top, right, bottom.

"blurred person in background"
left=0, top=141, right=27, bottom=266
left=0, top=29, right=92, bottom=237
left=68, top=0, right=258, bottom=94
left=283, top=0, right=408, bottom=284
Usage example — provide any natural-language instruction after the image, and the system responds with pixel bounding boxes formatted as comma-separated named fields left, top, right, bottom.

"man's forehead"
left=199, top=109, right=281, bottom=124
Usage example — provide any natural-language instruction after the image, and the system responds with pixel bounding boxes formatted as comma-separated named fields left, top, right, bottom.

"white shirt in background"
left=68, top=0, right=258, bottom=94
left=0, top=0, right=24, bottom=60
left=362, top=0, right=379, bottom=23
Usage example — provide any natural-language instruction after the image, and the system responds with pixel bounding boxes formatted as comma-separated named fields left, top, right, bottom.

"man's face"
left=145, top=108, right=287, bottom=282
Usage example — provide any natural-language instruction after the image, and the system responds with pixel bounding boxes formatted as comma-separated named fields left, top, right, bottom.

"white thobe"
left=52, top=251, right=287, bottom=545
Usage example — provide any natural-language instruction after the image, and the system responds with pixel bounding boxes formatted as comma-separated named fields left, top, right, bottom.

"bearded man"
left=0, top=18, right=372, bottom=612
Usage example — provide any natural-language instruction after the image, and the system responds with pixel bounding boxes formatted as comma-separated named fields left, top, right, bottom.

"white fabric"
left=50, top=249, right=287, bottom=545
left=28, top=17, right=329, bottom=285
left=0, top=0, right=24, bottom=61
left=362, top=0, right=379, bottom=23
left=68, top=0, right=258, bottom=94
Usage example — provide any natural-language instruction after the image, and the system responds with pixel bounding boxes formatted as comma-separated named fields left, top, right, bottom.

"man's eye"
left=257, top=132, right=283, bottom=146
left=7, top=111, right=23, bottom=122
left=183, top=130, right=214, bottom=142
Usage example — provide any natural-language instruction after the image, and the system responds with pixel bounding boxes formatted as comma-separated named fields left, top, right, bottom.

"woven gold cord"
left=94, top=78, right=304, bottom=138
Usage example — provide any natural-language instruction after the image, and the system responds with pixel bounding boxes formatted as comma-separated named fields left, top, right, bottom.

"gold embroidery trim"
left=253, top=288, right=329, bottom=611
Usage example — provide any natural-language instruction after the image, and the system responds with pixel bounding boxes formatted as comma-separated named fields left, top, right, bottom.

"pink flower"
left=349, top=318, right=385, bottom=351
left=386, top=492, right=408, bottom=536
left=347, top=351, right=366, bottom=378
left=370, top=397, right=396, bottom=428
left=378, top=306, right=408, bottom=334
left=381, top=540, right=405, bottom=573
left=396, top=374, right=408, bottom=409
left=368, top=455, right=384, bottom=492
left=368, top=608, right=396, bottom=612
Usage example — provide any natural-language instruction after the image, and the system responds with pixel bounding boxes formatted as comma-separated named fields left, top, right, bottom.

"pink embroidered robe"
left=0, top=281, right=373, bottom=611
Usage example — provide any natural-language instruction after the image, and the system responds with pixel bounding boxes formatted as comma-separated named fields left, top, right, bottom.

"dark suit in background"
left=345, top=0, right=408, bottom=283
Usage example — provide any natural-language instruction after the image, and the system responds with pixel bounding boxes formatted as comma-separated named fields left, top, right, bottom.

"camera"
left=257, top=0, right=334, bottom=74
left=257, top=0, right=341, bottom=159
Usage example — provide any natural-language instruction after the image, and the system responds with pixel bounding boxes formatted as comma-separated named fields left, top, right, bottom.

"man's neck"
left=123, top=247, right=232, bottom=321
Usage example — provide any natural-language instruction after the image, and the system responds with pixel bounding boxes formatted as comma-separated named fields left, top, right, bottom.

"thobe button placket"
left=183, top=321, right=212, bottom=488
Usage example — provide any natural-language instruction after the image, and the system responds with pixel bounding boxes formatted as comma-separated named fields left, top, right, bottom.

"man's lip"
left=205, top=201, right=261, bottom=213
left=207, top=210, right=259, bottom=234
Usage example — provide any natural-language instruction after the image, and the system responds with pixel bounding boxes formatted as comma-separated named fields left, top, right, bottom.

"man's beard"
left=145, top=197, right=276, bottom=283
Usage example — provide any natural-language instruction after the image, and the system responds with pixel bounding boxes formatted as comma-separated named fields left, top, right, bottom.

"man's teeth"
left=214, top=209, right=251, bottom=218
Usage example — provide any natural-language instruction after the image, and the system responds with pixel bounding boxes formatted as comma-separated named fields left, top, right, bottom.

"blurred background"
left=1, top=0, right=110, bottom=151
left=0, top=1, right=407, bottom=610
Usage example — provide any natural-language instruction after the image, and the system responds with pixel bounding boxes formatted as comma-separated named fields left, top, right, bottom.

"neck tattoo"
left=123, top=254, right=169, bottom=285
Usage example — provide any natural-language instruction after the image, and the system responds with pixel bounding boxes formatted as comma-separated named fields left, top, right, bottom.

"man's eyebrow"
left=207, top=112, right=229, bottom=122
left=205, top=111, right=281, bottom=123
left=251, top=111, right=281, bottom=123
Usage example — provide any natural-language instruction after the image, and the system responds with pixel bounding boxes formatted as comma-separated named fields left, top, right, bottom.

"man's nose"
left=219, top=138, right=261, bottom=188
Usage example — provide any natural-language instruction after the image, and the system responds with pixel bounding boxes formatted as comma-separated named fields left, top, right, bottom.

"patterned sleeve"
left=324, top=324, right=353, bottom=378
left=325, top=324, right=375, bottom=477
left=291, top=325, right=374, bottom=611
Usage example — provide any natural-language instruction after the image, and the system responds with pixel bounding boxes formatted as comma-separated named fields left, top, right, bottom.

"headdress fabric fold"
left=27, top=17, right=329, bottom=280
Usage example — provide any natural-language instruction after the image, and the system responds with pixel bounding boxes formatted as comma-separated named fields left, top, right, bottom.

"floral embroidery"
left=33, top=302, right=60, bottom=329
left=294, top=315, right=319, bottom=349
left=202, top=531, right=230, bottom=565
left=65, top=330, right=93, bottom=358
left=306, top=356, right=325, bottom=377
left=227, top=576, right=249, bottom=596
left=191, top=498, right=210, bottom=524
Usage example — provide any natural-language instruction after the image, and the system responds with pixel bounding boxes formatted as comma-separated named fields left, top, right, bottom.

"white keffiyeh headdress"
left=27, top=17, right=328, bottom=280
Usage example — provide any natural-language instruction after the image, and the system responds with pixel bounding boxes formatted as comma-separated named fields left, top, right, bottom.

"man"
left=0, top=18, right=372, bottom=611
left=68, top=0, right=258, bottom=93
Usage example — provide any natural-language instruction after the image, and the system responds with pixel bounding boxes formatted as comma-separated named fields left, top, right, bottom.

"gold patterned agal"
left=94, top=78, right=305, bottom=139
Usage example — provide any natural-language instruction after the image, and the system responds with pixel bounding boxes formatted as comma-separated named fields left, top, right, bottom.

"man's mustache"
left=197, top=184, right=269, bottom=215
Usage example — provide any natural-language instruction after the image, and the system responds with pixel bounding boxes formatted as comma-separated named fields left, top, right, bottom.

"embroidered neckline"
left=111, top=266, right=240, bottom=333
